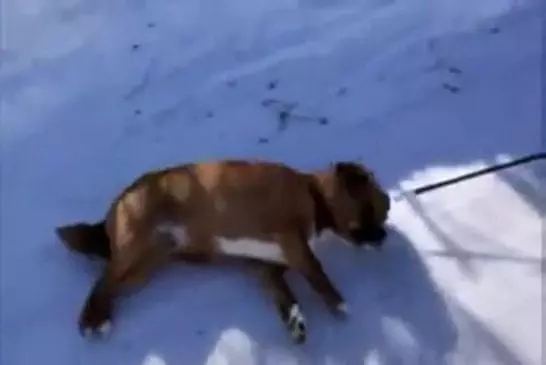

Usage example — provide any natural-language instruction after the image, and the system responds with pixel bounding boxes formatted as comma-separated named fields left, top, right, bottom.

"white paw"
left=336, top=302, right=350, bottom=316
left=83, top=320, right=112, bottom=339
left=98, top=320, right=112, bottom=336
left=287, top=304, right=306, bottom=344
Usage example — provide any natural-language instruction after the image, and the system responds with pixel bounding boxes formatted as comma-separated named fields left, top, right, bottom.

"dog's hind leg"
left=77, top=236, right=171, bottom=338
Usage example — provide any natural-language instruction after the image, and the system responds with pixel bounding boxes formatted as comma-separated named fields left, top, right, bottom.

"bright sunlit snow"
left=1, top=0, right=542, bottom=364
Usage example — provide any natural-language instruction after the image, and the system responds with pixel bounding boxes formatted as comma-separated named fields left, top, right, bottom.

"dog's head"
left=327, top=161, right=391, bottom=249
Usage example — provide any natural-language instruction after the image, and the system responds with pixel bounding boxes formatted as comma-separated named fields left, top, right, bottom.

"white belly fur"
left=215, top=237, right=287, bottom=265
left=155, top=223, right=288, bottom=264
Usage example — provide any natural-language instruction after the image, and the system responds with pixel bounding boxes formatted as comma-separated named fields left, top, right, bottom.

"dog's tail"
left=55, top=220, right=111, bottom=260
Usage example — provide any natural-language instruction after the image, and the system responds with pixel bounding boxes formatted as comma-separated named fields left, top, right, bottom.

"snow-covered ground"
left=1, top=0, right=543, bottom=364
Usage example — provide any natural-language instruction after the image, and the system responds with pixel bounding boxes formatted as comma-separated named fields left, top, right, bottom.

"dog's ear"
left=334, top=162, right=370, bottom=191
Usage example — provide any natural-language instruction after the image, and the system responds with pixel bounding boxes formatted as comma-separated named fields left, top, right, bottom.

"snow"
left=0, top=0, right=542, bottom=364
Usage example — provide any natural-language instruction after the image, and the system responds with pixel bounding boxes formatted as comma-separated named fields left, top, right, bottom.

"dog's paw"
left=287, top=304, right=306, bottom=344
left=78, top=305, right=113, bottom=339
left=330, top=301, right=350, bottom=320
left=81, top=320, right=112, bottom=339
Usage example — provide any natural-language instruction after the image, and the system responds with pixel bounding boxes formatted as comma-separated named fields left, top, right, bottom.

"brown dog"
left=56, top=159, right=390, bottom=344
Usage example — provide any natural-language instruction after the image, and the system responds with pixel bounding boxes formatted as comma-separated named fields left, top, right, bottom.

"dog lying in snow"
left=56, top=159, right=391, bottom=344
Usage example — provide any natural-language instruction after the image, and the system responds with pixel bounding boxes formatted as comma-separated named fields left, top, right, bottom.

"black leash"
left=411, top=152, right=545, bottom=196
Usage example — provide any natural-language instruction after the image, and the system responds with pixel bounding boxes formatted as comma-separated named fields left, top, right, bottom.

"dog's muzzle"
left=350, top=226, right=387, bottom=249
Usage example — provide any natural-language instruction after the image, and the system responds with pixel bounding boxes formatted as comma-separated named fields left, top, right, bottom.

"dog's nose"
left=367, top=227, right=386, bottom=242
left=351, top=226, right=387, bottom=243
